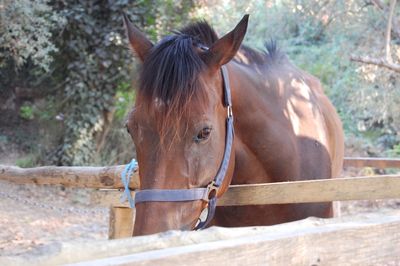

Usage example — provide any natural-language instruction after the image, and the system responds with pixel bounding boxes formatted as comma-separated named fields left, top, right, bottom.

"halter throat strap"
left=131, top=65, right=234, bottom=230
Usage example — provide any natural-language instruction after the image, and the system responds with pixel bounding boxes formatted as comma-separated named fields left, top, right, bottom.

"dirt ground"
left=0, top=166, right=399, bottom=258
left=0, top=182, right=109, bottom=257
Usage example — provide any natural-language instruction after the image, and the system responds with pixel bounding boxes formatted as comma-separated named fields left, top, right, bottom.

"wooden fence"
left=2, top=157, right=399, bottom=190
left=1, top=212, right=399, bottom=265
left=0, top=157, right=400, bottom=265
left=1, top=157, right=400, bottom=239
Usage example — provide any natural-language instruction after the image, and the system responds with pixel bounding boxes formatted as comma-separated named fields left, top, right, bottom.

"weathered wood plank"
left=344, top=157, right=400, bottom=168
left=1, top=157, right=398, bottom=189
left=81, top=212, right=400, bottom=266
left=108, top=207, right=135, bottom=239
left=218, top=175, right=400, bottom=206
left=2, top=213, right=398, bottom=266
left=98, top=175, right=400, bottom=207
left=0, top=165, right=140, bottom=189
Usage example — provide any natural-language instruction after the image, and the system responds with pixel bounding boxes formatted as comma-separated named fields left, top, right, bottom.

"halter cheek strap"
left=121, top=65, right=234, bottom=230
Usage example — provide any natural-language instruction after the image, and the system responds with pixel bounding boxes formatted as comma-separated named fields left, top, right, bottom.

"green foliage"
left=47, top=0, right=196, bottom=165
left=44, top=1, right=143, bottom=165
left=390, top=144, right=400, bottom=156
left=0, top=0, right=197, bottom=166
left=35, top=97, right=58, bottom=121
left=115, top=82, right=135, bottom=121
left=0, top=0, right=65, bottom=70
left=15, top=154, right=38, bottom=168
left=19, top=104, right=34, bottom=120
left=147, top=0, right=195, bottom=40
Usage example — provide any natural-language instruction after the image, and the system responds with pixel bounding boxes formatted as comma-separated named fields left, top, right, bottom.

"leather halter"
left=133, top=65, right=234, bottom=230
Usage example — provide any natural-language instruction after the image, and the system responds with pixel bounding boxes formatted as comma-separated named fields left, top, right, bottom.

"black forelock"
left=179, top=20, right=219, bottom=46
left=137, top=21, right=220, bottom=139
left=139, top=33, right=205, bottom=109
left=138, top=21, right=219, bottom=113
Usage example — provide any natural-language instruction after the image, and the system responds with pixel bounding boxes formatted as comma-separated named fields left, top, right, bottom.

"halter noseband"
left=127, top=65, right=234, bottom=230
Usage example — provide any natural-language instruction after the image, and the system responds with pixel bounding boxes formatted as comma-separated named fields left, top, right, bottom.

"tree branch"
left=352, top=0, right=400, bottom=73
left=386, top=0, right=396, bottom=63
left=366, top=0, right=400, bottom=40
left=350, top=55, right=400, bottom=73
left=370, top=0, right=386, bottom=10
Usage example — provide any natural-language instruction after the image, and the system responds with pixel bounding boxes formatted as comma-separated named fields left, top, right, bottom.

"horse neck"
left=227, top=61, right=300, bottom=184
left=228, top=61, right=281, bottom=127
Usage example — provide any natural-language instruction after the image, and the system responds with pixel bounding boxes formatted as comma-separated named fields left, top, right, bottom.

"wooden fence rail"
left=71, top=213, right=400, bottom=266
left=1, top=212, right=399, bottom=266
left=343, top=157, right=400, bottom=168
left=0, top=164, right=139, bottom=189
left=2, top=163, right=400, bottom=207
left=1, top=157, right=399, bottom=189
left=1, top=157, right=400, bottom=239
left=96, top=175, right=400, bottom=208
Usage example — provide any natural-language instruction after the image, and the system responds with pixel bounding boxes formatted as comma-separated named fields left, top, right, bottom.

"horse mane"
left=138, top=21, right=218, bottom=142
left=234, top=40, right=286, bottom=66
left=263, top=40, right=286, bottom=63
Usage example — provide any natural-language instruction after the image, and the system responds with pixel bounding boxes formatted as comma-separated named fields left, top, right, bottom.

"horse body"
left=213, top=50, right=344, bottom=226
left=123, top=14, right=344, bottom=235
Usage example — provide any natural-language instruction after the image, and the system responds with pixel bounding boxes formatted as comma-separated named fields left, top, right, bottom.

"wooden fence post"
left=108, top=206, right=135, bottom=239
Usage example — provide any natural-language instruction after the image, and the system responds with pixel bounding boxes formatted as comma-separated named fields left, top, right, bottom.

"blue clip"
left=120, top=159, right=138, bottom=208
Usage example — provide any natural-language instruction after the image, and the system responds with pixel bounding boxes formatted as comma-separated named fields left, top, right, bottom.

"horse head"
left=124, top=14, right=248, bottom=235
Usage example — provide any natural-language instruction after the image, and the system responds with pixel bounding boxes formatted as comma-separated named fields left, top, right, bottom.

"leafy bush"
left=0, top=0, right=65, bottom=70
left=16, top=154, right=38, bottom=168
left=48, top=0, right=196, bottom=166
left=19, top=104, right=34, bottom=120
left=114, top=82, right=135, bottom=121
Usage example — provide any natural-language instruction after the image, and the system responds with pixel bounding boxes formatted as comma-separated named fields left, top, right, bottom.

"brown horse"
left=123, top=14, right=344, bottom=236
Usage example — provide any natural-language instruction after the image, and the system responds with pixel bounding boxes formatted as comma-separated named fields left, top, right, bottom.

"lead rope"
left=120, top=159, right=138, bottom=208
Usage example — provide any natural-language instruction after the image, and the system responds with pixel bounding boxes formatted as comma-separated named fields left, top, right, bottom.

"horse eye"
left=125, top=124, right=130, bottom=134
left=194, top=127, right=212, bottom=143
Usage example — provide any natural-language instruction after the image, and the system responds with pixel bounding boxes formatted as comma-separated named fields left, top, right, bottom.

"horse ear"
left=123, top=13, right=153, bottom=62
left=204, top=15, right=249, bottom=69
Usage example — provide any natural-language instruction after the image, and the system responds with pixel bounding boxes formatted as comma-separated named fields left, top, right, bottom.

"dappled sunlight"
left=357, top=65, right=378, bottom=82
left=0, top=1, right=400, bottom=262
left=235, top=51, right=251, bottom=65
left=279, top=76, right=329, bottom=146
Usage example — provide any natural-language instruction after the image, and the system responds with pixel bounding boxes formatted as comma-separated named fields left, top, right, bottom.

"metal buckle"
left=204, top=181, right=218, bottom=202
left=227, top=105, right=233, bottom=118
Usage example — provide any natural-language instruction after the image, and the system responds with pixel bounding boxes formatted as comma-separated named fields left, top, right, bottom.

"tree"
left=50, top=0, right=195, bottom=165
left=351, top=0, right=400, bottom=73
left=0, top=0, right=64, bottom=70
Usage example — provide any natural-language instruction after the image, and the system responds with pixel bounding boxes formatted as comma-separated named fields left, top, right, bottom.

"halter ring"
left=204, top=181, right=218, bottom=202
left=227, top=106, right=233, bottom=118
